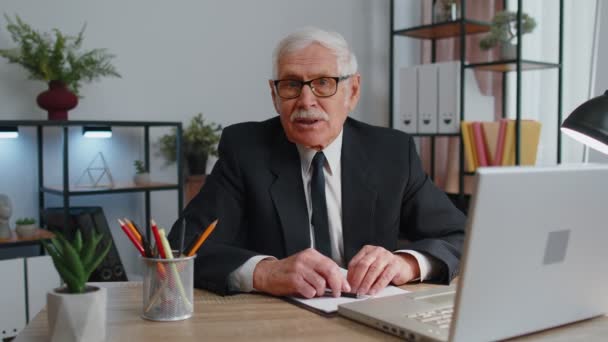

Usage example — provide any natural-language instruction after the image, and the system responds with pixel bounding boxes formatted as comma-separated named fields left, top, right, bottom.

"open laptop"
left=339, top=164, right=608, bottom=342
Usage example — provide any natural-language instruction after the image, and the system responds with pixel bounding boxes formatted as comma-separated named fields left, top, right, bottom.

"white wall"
left=589, top=0, right=608, bottom=163
left=504, top=0, right=597, bottom=165
left=0, top=0, right=391, bottom=277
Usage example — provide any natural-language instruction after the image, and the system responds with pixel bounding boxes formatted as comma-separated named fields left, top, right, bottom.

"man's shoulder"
left=345, top=117, right=411, bottom=144
left=223, top=116, right=281, bottom=135
left=221, top=116, right=282, bottom=143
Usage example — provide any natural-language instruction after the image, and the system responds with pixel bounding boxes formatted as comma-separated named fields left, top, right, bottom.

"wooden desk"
left=14, top=282, right=608, bottom=342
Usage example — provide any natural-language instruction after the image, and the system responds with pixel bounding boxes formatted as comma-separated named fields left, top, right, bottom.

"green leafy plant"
left=134, top=160, right=146, bottom=174
left=42, top=230, right=112, bottom=294
left=15, top=217, right=35, bottom=225
left=157, top=113, right=222, bottom=173
left=479, top=10, right=537, bottom=50
left=0, top=14, right=121, bottom=96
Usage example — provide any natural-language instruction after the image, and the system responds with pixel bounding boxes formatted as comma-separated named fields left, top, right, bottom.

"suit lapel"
left=269, top=130, right=311, bottom=256
left=341, top=120, right=378, bottom=263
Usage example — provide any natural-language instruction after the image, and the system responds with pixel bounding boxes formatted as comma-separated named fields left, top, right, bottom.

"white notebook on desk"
left=287, top=268, right=409, bottom=315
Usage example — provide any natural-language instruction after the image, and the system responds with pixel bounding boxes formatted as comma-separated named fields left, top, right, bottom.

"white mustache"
left=290, top=109, right=330, bottom=122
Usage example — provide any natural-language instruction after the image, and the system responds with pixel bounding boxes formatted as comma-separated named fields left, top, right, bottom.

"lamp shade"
left=561, top=90, right=608, bottom=155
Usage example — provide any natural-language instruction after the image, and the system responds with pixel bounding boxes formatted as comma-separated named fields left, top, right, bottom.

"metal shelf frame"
left=389, top=0, right=564, bottom=211
left=1, top=119, right=184, bottom=240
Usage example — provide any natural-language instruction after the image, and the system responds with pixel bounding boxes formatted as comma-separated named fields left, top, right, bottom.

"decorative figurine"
left=76, top=152, right=115, bottom=188
left=0, top=194, right=13, bottom=238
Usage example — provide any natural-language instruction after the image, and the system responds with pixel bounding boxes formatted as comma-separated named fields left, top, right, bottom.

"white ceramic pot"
left=15, top=223, right=37, bottom=238
left=501, top=43, right=517, bottom=60
left=47, top=286, right=107, bottom=342
left=133, top=173, right=151, bottom=186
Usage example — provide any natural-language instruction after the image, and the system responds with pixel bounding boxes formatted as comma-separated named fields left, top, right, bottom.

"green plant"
left=42, top=230, right=112, bottom=294
left=479, top=11, right=537, bottom=50
left=134, top=160, right=146, bottom=174
left=16, top=217, right=35, bottom=225
left=0, top=14, right=121, bottom=96
left=157, top=113, right=222, bottom=165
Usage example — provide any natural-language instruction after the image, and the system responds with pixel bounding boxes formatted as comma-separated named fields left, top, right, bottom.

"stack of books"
left=460, top=119, right=542, bottom=172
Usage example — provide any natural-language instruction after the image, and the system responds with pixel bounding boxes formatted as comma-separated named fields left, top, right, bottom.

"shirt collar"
left=296, top=129, right=343, bottom=176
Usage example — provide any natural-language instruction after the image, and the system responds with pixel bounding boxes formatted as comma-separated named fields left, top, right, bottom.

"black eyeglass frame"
left=273, top=75, right=352, bottom=99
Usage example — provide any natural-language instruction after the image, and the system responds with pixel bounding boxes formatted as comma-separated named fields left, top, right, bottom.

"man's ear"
left=269, top=80, right=280, bottom=114
left=346, top=73, right=361, bottom=113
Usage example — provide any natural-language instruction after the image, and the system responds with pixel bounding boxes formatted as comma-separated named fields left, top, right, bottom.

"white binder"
left=437, top=61, right=495, bottom=133
left=0, top=258, right=26, bottom=339
left=27, top=256, right=61, bottom=320
left=438, top=62, right=460, bottom=133
left=398, top=67, right=418, bottom=134
left=417, top=64, right=438, bottom=134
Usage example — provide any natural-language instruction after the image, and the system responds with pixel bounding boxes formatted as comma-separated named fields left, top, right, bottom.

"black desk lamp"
left=561, top=90, right=608, bottom=155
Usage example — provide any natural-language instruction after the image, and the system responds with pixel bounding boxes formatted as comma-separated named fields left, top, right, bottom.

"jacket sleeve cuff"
left=394, top=249, right=441, bottom=282
left=227, top=255, right=277, bottom=292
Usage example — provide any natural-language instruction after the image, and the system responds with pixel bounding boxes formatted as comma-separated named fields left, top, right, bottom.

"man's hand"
left=347, top=245, right=420, bottom=295
left=253, top=248, right=351, bottom=298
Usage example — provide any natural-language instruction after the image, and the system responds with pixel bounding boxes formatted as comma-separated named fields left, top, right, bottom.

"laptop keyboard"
left=406, top=306, right=453, bottom=330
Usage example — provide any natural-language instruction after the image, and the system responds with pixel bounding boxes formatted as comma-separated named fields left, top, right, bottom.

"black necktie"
left=311, top=151, right=331, bottom=258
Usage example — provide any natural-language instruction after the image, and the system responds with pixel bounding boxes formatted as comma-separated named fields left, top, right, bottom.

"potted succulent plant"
left=157, top=113, right=222, bottom=175
left=15, top=217, right=37, bottom=237
left=42, top=229, right=112, bottom=342
left=133, top=160, right=151, bottom=185
left=479, top=10, right=537, bottom=59
left=0, top=14, right=121, bottom=120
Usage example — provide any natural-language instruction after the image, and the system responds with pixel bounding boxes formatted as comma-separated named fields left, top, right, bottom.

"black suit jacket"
left=169, top=117, right=465, bottom=295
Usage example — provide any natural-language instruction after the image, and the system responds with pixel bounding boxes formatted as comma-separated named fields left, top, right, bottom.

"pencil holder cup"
left=141, top=253, right=196, bottom=321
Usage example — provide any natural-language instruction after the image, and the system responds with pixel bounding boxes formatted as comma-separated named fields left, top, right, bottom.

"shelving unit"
left=390, top=0, right=563, bottom=212
left=0, top=119, right=184, bottom=239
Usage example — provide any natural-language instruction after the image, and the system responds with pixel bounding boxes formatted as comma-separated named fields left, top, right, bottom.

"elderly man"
left=169, top=27, right=465, bottom=298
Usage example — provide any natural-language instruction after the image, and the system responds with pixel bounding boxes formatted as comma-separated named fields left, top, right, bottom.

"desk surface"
left=15, top=282, right=608, bottom=342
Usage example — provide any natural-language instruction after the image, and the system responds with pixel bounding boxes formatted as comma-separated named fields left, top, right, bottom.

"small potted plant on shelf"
left=157, top=113, right=222, bottom=175
left=15, top=217, right=37, bottom=237
left=133, top=159, right=151, bottom=185
left=42, top=229, right=112, bottom=342
left=0, top=14, right=121, bottom=120
left=479, top=10, right=537, bottom=60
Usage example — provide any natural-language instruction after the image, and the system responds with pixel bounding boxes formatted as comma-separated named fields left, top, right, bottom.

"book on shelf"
left=460, top=121, right=476, bottom=172
left=481, top=121, right=500, bottom=165
left=460, top=119, right=542, bottom=171
left=472, top=122, right=489, bottom=167
left=501, top=120, right=516, bottom=166
left=494, top=119, right=508, bottom=166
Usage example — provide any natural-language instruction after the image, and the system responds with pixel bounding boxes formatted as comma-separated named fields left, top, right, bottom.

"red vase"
left=36, top=81, right=78, bottom=120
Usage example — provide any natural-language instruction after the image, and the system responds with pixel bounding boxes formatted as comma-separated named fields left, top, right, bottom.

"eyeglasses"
left=273, top=75, right=352, bottom=99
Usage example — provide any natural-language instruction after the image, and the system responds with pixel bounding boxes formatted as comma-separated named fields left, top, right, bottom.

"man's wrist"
left=253, top=259, right=273, bottom=291
left=396, top=253, right=421, bottom=281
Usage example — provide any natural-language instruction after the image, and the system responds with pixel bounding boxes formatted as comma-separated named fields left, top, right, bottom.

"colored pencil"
left=125, top=218, right=153, bottom=257
left=151, top=219, right=166, bottom=258
left=186, top=219, right=218, bottom=257
left=118, top=219, right=145, bottom=256
left=123, top=218, right=142, bottom=243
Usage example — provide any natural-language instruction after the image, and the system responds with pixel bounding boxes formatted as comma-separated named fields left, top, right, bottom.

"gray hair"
left=272, top=27, right=358, bottom=79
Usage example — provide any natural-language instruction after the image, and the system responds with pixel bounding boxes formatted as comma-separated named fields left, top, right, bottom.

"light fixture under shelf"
left=0, top=126, right=19, bottom=139
left=83, top=126, right=112, bottom=138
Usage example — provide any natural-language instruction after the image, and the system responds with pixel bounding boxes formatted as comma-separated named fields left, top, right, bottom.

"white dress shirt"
left=228, top=129, right=439, bottom=292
